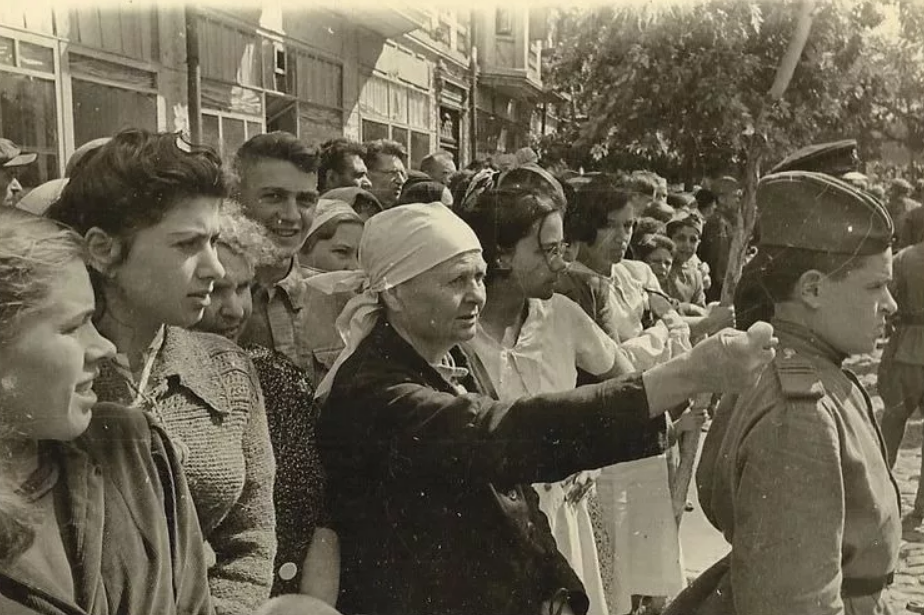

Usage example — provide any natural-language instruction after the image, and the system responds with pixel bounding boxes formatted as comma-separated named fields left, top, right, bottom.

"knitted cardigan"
left=94, top=326, right=277, bottom=615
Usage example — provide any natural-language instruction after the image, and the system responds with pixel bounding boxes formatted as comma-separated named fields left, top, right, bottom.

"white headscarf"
left=308, top=203, right=482, bottom=398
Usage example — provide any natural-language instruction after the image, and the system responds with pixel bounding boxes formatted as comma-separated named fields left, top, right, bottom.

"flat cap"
left=0, top=138, right=37, bottom=168
left=769, top=139, right=859, bottom=176
left=757, top=171, right=892, bottom=255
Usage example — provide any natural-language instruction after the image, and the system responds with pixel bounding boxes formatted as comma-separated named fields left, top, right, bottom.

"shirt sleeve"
left=558, top=295, right=619, bottom=377
left=731, top=399, right=845, bottom=615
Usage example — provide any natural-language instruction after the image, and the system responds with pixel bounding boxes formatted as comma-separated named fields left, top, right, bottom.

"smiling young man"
left=678, top=171, right=901, bottom=615
left=234, top=132, right=321, bottom=369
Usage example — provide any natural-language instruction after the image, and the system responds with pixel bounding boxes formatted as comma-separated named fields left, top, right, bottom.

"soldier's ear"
left=796, top=269, right=825, bottom=308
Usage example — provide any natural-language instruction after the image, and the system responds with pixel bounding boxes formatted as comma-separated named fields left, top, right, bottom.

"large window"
left=198, top=16, right=344, bottom=148
left=0, top=32, right=59, bottom=189
left=359, top=74, right=433, bottom=169
left=202, top=110, right=263, bottom=160
left=71, top=80, right=157, bottom=146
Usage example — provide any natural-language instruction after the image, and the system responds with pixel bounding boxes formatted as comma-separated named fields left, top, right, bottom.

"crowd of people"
left=0, top=127, right=917, bottom=615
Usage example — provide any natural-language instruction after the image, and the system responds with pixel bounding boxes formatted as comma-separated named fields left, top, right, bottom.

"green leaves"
left=544, top=0, right=908, bottom=180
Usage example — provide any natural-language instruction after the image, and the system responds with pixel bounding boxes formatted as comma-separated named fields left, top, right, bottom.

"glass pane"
left=0, top=71, right=59, bottom=187
left=0, top=36, right=14, bottom=66
left=201, top=113, right=221, bottom=156
left=16, top=153, right=58, bottom=194
left=361, top=119, right=388, bottom=142
left=222, top=117, right=246, bottom=160
left=246, top=121, right=262, bottom=139
left=390, top=83, right=408, bottom=124
left=19, top=41, right=54, bottom=74
left=298, top=103, right=340, bottom=147
left=391, top=127, right=408, bottom=151
left=71, top=79, right=156, bottom=148
left=410, top=131, right=430, bottom=170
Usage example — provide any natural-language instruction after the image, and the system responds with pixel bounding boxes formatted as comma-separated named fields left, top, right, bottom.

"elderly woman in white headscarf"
left=309, top=203, right=776, bottom=615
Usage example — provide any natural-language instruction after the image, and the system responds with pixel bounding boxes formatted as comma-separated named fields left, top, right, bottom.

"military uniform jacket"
left=688, top=320, right=901, bottom=615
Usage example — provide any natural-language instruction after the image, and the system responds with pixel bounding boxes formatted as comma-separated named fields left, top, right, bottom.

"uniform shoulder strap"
left=774, top=347, right=825, bottom=400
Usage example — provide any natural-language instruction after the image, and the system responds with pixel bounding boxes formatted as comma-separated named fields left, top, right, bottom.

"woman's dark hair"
left=47, top=129, right=228, bottom=319
left=734, top=245, right=866, bottom=329
left=461, top=188, right=562, bottom=281
left=49, top=129, right=228, bottom=238
left=633, top=233, right=676, bottom=263
left=496, top=164, right=567, bottom=208
left=398, top=180, right=450, bottom=206
left=565, top=173, right=633, bottom=245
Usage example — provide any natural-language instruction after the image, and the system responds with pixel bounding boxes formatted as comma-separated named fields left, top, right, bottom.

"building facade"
left=0, top=3, right=558, bottom=193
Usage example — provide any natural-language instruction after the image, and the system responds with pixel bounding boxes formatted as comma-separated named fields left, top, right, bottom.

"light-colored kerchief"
left=305, top=199, right=363, bottom=244
left=308, top=203, right=482, bottom=398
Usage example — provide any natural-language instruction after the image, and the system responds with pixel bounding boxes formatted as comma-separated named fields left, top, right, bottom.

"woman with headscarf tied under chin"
left=308, top=203, right=777, bottom=615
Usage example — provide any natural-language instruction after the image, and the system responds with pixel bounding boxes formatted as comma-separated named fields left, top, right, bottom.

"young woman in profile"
left=48, top=130, right=275, bottom=615
left=0, top=208, right=213, bottom=615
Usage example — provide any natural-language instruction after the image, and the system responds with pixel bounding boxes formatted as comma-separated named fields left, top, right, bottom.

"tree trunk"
left=674, top=0, right=817, bottom=527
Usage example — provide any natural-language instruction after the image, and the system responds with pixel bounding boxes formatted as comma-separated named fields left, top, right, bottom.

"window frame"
left=0, top=25, right=66, bottom=182
left=359, top=71, right=434, bottom=169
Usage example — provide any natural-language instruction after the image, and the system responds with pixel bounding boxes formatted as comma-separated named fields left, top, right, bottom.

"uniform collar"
left=771, top=318, right=849, bottom=366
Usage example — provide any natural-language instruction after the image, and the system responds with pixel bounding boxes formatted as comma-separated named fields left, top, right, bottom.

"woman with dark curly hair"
left=48, top=130, right=275, bottom=615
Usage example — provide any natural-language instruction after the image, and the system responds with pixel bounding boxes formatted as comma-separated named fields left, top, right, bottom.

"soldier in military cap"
left=667, top=171, right=900, bottom=615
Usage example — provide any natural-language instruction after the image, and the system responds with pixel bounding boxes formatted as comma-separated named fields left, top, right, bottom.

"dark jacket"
left=0, top=404, right=213, bottom=615
left=319, top=320, right=654, bottom=615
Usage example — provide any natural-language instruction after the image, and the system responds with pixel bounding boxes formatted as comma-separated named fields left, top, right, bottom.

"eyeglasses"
left=370, top=169, right=407, bottom=180
left=540, top=241, right=569, bottom=265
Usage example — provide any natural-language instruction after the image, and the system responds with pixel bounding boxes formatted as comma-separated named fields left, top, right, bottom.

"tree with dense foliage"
left=543, top=0, right=891, bottom=182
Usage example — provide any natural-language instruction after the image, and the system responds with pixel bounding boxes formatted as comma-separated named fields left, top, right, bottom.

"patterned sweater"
left=94, top=326, right=277, bottom=615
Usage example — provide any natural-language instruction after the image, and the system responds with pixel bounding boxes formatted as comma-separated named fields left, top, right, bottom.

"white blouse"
left=468, top=293, right=618, bottom=399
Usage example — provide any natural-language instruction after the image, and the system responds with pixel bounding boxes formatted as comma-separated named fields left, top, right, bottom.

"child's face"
left=646, top=247, right=674, bottom=284
left=670, top=225, right=701, bottom=263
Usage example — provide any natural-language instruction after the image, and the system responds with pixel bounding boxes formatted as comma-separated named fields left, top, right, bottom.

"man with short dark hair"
left=362, top=139, right=407, bottom=208
left=420, top=150, right=456, bottom=186
left=0, top=138, right=37, bottom=206
left=318, top=138, right=372, bottom=193
left=234, top=132, right=322, bottom=370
